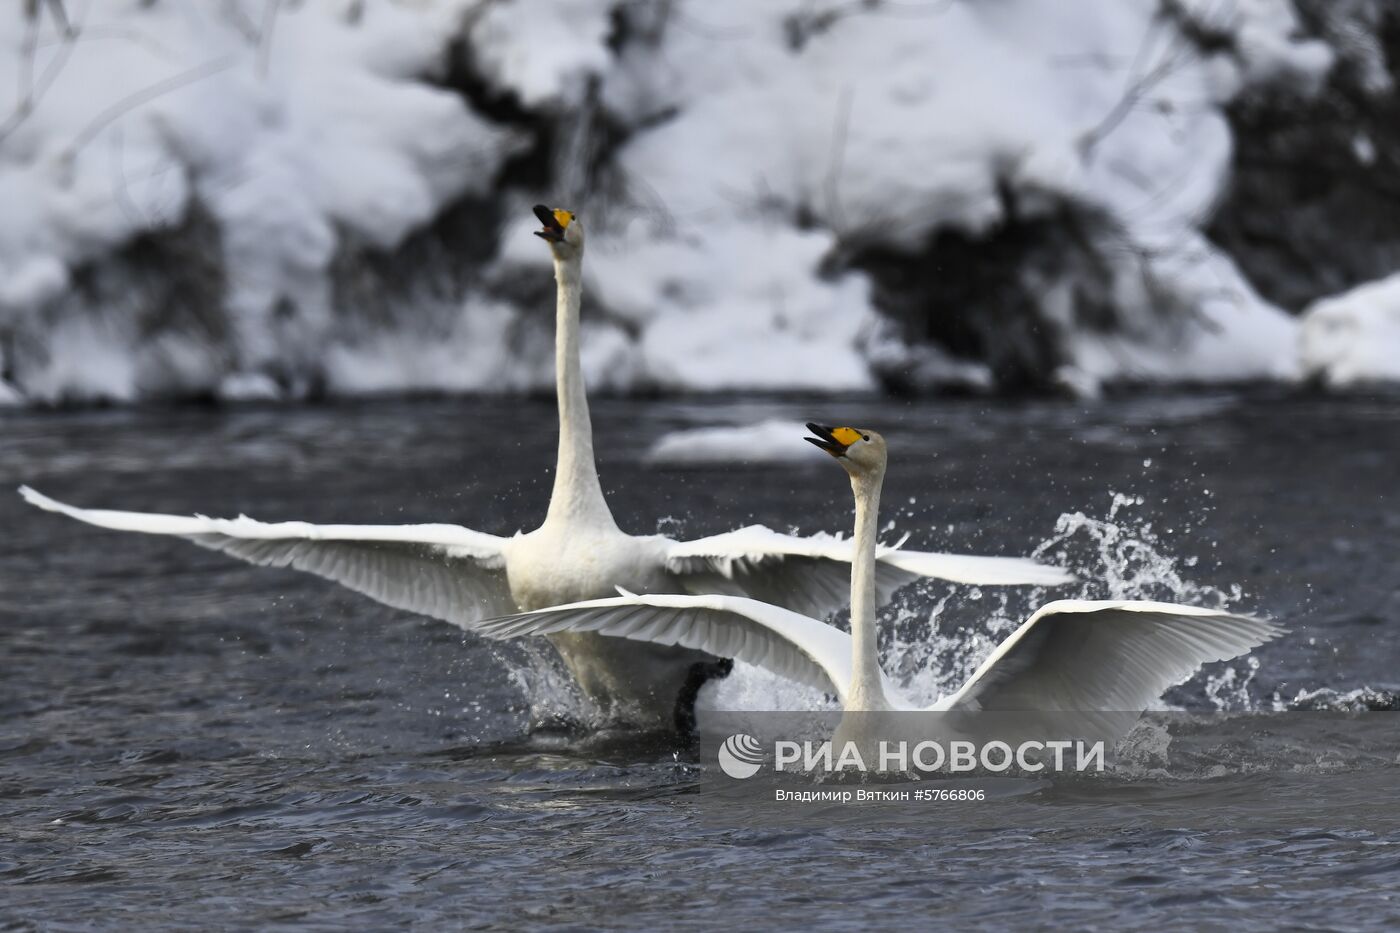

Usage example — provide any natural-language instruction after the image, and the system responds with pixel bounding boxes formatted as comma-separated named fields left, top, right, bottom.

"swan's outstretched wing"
left=476, top=592, right=861, bottom=704
left=935, top=600, right=1285, bottom=713
left=19, top=487, right=515, bottom=626
left=666, top=525, right=1072, bottom=618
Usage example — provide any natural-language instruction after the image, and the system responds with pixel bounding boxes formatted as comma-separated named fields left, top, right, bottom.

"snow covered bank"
left=1, top=0, right=526, bottom=402
left=644, top=419, right=823, bottom=467
left=0, top=0, right=1382, bottom=404
left=1300, top=274, right=1400, bottom=387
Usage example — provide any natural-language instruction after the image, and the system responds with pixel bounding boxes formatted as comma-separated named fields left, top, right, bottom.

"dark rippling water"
left=3, top=391, right=1400, bottom=930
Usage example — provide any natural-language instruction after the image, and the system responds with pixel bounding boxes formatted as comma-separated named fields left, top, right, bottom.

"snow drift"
left=0, top=0, right=1386, bottom=405
left=1299, top=273, right=1400, bottom=388
left=644, top=419, right=823, bottom=467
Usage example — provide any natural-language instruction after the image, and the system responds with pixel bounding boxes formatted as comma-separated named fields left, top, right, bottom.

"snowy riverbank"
left=1, top=0, right=1396, bottom=404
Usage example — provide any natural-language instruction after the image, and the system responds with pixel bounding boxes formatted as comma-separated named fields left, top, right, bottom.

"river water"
left=2, top=391, right=1399, bottom=929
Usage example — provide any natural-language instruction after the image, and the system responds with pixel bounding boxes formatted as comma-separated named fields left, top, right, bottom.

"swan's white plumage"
left=19, top=486, right=507, bottom=558
left=19, top=486, right=515, bottom=627
left=667, top=525, right=1072, bottom=619
left=928, top=600, right=1284, bottom=711
left=476, top=593, right=1282, bottom=714
left=19, top=481, right=1071, bottom=640
left=876, top=548, right=1074, bottom=588
left=474, top=592, right=863, bottom=704
left=21, top=480, right=1070, bottom=666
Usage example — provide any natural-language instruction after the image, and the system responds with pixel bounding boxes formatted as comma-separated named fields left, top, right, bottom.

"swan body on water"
left=472, top=424, right=1285, bottom=755
left=19, top=208, right=1072, bottom=734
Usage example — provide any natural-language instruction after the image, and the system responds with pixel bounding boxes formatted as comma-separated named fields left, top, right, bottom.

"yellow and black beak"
left=533, top=204, right=573, bottom=243
left=805, top=423, right=863, bottom=458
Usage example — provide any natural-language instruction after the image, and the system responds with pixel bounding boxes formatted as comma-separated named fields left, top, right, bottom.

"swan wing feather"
left=935, top=599, right=1285, bottom=713
left=476, top=592, right=856, bottom=703
left=19, top=486, right=514, bottom=626
left=666, top=525, right=1071, bottom=618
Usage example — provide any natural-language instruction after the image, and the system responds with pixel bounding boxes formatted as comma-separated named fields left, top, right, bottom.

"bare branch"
left=38, top=24, right=182, bottom=62
left=1073, top=0, right=1252, bottom=161
left=0, top=0, right=80, bottom=147
left=108, top=123, right=151, bottom=229
left=823, top=84, right=854, bottom=233
left=256, top=0, right=283, bottom=78
left=1076, top=25, right=1198, bottom=160
left=44, top=0, right=73, bottom=38
left=58, top=54, right=240, bottom=172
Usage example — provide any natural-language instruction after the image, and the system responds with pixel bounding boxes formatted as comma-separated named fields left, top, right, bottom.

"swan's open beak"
left=805, top=423, right=860, bottom=458
left=533, top=204, right=571, bottom=243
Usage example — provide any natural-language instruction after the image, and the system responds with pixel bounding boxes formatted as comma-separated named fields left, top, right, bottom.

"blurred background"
left=4, top=0, right=1400, bottom=406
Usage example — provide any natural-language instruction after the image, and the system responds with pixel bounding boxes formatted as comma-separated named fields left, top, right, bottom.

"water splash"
left=1113, top=717, right=1175, bottom=778
left=496, top=640, right=597, bottom=728
left=1031, top=492, right=1239, bottom=607
left=1204, top=656, right=1261, bottom=710
left=702, top=661, right=837, bottom=714
left=878, top=492, right=1260, bottom=711
left=1285, top=686, right=1400, bottom=712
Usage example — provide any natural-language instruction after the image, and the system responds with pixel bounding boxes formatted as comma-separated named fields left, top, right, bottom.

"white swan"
left=18, top=207, right=1071, bottom=734
left=470, top=423, right=1284, bottom=753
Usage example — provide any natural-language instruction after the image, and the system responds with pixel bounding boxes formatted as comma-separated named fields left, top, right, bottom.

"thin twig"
left=256, top=0, right=282, bottom=78
left=0, top=0, right=80, bottom=146
left=108, top=123, right=151, bottom=229
left=1078, top=40, right=1196, bottom=159
left=15, top=7, right=40, bottom=111
left=823, top=85, right=854, bottom=232
left=1072, top=0, right=1244, bottom=162
left=44, top=0, right=73, bottom=38
left=38, top=24, right=181, bottom=62
left=59, top=54, right=240, bottom=169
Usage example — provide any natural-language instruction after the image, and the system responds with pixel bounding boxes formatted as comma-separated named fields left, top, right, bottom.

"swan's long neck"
left=847, top=466, right=889, bottom=711
left=544, top=254, right=616, bottom=530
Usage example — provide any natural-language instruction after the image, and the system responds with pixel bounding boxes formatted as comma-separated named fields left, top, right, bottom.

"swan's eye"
left=862, top=434, right=869, bottom=442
